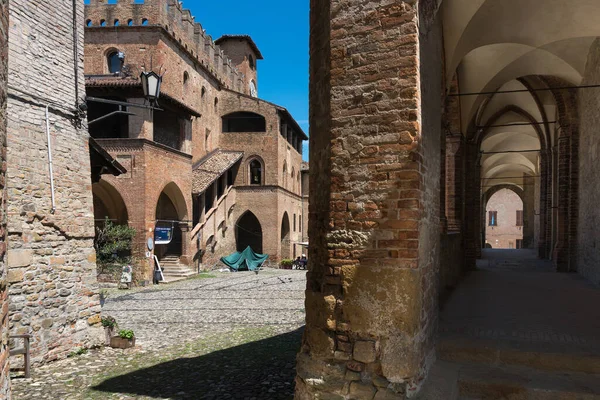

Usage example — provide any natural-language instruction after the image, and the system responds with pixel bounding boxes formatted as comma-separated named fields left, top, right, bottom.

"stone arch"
left=92, top=180, right=128, bottom=227
left=236, top=211, right=263, bottom=253
left=280, top=212, right=291, bottom=260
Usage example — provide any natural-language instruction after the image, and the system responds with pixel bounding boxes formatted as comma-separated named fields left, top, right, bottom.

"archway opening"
left=236, top=211, right=263, bottom=253
left=155, top=183, right=188, bottom=261
left=280, top=212, right=291, bottom=260
left=92, top=180, right=128, bottom=228
left=485, top=187, right=524, bottom=249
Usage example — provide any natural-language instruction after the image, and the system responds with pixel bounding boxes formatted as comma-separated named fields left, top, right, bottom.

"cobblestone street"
left=11, top=269, right=307, bottom=399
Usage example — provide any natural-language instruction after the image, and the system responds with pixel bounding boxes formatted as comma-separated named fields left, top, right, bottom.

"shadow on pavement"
left=92, top=327, right=304, bottom=400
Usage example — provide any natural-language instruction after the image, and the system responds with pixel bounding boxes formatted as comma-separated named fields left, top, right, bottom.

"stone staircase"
left=158, top=255, right=196, bottom=284
left=419, top=336, right=600, bottom=399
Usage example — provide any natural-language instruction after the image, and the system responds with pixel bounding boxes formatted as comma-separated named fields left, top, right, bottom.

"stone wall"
left=296, top=1, right=443, bottom=398
left=0, top=0, right=10, bottom=396
left=6, top=0, right=103, bottom=364
left=577, top=37, right=600, bottom=285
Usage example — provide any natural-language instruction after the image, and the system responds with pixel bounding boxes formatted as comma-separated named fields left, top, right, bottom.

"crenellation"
left=84, top=0, right=242, bottom=88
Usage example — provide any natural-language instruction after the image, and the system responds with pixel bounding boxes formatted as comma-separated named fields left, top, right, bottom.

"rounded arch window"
left=183, top=71, right=189, bottom=87
left=201, top=86, right=206, bottom=98
left=127, top=19, right=133, bottom=26
left=248, top=54, right=255, bottom=69
left=107, top=50, right=122, bottom=74
left=214, top=97, right=219, bottom=109
left=86, top=19, right=92, bottom=27
left=100, top=19, right=107, bottom=27
left=114, top=19, right=120, bottom=26
left=249, top=159, right=263, bottom=185
left=141, top=18, right=149, bottom=26
left=249, top=80, right=257, bottom=98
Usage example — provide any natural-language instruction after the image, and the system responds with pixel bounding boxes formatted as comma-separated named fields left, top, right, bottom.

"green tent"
left=220, top=246, right=269, bottom=271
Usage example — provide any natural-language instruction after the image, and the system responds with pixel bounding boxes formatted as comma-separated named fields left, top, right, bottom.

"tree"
left=94, top=218, right=136, bottom=275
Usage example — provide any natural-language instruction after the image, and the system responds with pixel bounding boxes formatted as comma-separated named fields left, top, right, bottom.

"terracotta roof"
left=192, top=149, right=244, bottom=193
left=215, top=35, right=264, bottom=59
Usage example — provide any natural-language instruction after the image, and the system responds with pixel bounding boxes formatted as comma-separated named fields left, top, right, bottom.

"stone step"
left=438, top=336, right=600, bottom=375
left=159, top=276, right=189, bottom=284
left=457, top=363, right=600, bottom=399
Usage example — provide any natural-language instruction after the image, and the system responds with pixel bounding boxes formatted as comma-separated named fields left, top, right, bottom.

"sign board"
left=154, top=226, right=173, bottom=245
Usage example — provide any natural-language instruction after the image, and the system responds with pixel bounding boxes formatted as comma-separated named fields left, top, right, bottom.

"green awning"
left=220, top=246, right=269, bottom=271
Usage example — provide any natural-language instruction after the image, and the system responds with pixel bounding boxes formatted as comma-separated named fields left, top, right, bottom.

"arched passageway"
left=299, top=1, right=600, bottom=398
left=236, top=211, right=263, bottom=253
left=92, top=180, right=128, bottom=227
left=155, top=182, right=188, bottom=261
left=280, top=212, right=291, bottom=259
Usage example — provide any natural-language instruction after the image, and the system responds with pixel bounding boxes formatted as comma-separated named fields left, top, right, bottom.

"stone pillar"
left=0, top=0, right=11, bottom=397
left=445, top=134, right=464, bottom=233
left=297, top=1, right=441, bottom=399
left=523, top=174, right=535, bottom=248
left=554, top=135, right=570, bottom=272
left=538, top=150, right=550, bottom=259
left=463, top=143, right=481, bottom=270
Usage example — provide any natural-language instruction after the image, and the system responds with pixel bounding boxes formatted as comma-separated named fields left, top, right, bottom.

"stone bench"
left=9, top=334, right=31, bottom=378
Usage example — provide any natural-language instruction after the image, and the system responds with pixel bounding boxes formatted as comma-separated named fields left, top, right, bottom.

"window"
left=127, top=19, right=133, bottom=26
left=183, top=71, right=189, bottom=87
left=100, top=19, right=107, bottom=27
left=516, top=239, right=523, bottom=249
left=141, top=18, right=149, bottom=26
left=299, top=215, right=302, bottom=232
left=516, top=210, right=524, bottom=227
left=205, top=128, right=212, bottom=152
left=488, top=211, right=498, bottom=226
left=214, top=97, right=219, bottom=110
left=293, top=214, right=296, bottom=232
left=114, top=19, right=120, bottom=26
left=227, top=169, right=234, bottom=187
left=107, top=51, right=122, bottom=74
left=86, top=19, right=92, bottom=27
left=201, top=86, right=206, bottom=98
left=222, top=112, right=266, bottom=133
left=250, top=160, right=262, bottom=185
left=248, top=54, right=255, bottom=69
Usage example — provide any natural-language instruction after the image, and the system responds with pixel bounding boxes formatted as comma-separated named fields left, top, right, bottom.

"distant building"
left=84, top=0, right=307, bottom=282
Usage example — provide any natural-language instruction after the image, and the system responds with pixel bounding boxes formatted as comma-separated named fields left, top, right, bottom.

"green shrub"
left=118, top=329, right=135, bottom=340
left=101, top=315, right=117, bottom=329
left=280, top=259, right=294, bottom=267
left=94, top=218, right=136, bottom=275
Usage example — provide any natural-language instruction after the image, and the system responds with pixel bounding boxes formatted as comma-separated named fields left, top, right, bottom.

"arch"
left=222, top=111, right=266, bottom=132
left=485, top=187, right=525, bottom=249
left=281, top=212, right=291, bottom=259
left=92, top=180, right=128, bottom=227
left=248, top=157, right=264, bottom=185
left=155, top=182, right=188, bottom=221
left=127, top=19, right=133, bottom=26
left=106, top=49, right=122, bottom=74
left=86, top=19, right=92, bottom=27
left=183, top=71, right=189, bottom=87
left=100, top=19, right=106, bottom=27
left=248, top=54, right=255, bottom=69
left=141, top=18, right=149, bottom=26
left=114, top=19, right=120, bottom=26
left=236, top=211, right=263, bottom=253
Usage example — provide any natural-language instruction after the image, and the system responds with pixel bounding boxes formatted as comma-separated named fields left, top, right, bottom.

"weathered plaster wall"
left=6, top=0, right=103, bottom=364
left=578, top=37, right=600, bottom=284
left=0, top=0, right=11, bottom=396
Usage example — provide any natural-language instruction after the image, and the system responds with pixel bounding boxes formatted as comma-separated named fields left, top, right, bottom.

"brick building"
left=485, top=188, right=525, bottom=249
left=83, top=0, right=307, bottom=282
left=298, top=1, right=600, bottom=399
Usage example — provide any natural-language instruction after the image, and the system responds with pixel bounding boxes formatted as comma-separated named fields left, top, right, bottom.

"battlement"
left=84, top=0, right=245, bottom=92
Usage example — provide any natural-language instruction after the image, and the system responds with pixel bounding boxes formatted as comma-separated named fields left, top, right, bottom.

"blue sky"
left=187, top=0, right=309, bottom=158
left=84, top=0, right=310, bottom=160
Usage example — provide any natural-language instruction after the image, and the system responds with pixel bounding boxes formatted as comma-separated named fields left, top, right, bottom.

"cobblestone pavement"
left=11, top=269, right=307, bottom=399
left=440, top=249, right=600, bottom=351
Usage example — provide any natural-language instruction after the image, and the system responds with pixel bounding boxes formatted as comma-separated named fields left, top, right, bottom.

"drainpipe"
left=46, top=106, right=56, bottom=214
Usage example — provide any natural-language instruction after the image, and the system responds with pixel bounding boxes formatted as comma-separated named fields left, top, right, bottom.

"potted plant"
left=101, top=316, right=118, bottom=346
left=110, top=329, right=135, bottom=349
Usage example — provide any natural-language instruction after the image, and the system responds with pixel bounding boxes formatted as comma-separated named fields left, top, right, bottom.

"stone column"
left=554, top=135, right=570, bottom=272
left=523, top=174, right=535, bottom=248
left=445, top=134, right=464, bottom=233
left=0, top=0, right=10, bottom=397
left=297, top=1, right=441, bottom=399
left=463, top=143, right=481, bottom=269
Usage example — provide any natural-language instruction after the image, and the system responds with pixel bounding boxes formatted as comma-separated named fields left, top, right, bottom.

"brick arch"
left=92, top=180, right=129, bottom=225
left=155, top=181, right=188, bottom=221
left=483, top=184, right=524, bottom=209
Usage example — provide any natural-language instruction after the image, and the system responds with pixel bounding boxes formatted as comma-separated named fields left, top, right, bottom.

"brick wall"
left=6, top=0, right=103, bottom=365
left=577, top=38, right=600, bottom=284
left=296, top=1, right=443, bottom=398
left=0, top=0, right=11, bottom=396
